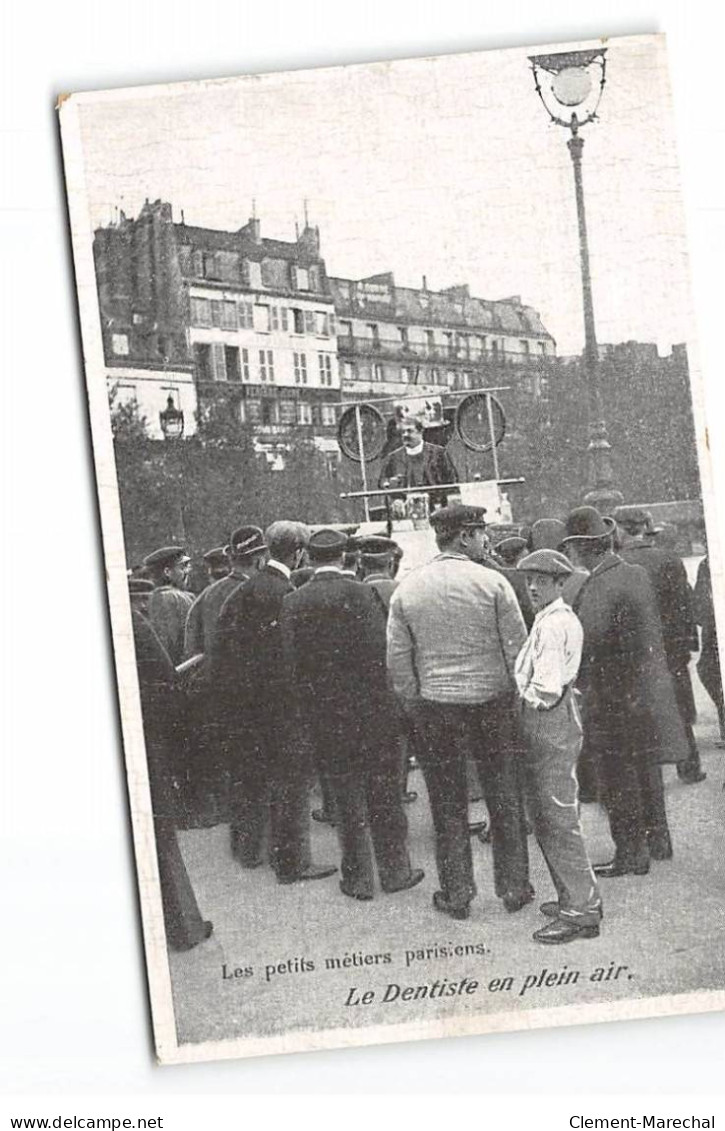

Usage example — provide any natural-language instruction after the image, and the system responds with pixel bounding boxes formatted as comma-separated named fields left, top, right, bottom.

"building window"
left=304, top=310, right=316, bottom=335
left=400, top=366, right=413, bottom=384
left=270, top=307, right=280, bottom=331
left=221, top=300, right=238, bottom=330
left=339, top=319, right=353, bottom=339
left=308, top=266, right=321, bottom=292
left=538, top=341, right=547, bottom=355
left=225, top=345, right=241, bottom=383
left=248, top=261, right=263, bottom=289
left=342, top=361, right=356, bottom=383
left=398, top=326, right=409, bottom=348
left=457, top=334, right=470, bottom=359
left=491, top=340, right=499, bottom=355
left=202, top=252, right=220, bottom=280
left=446, top=370, right=456, bottom=388
left=444, top=332, right=455, bottom=358
left=241, top=348, right=250, bottom=381
left=194, top=342, right=213, bottom=383
left=520, top=339, right=531, bottom=355
left=279, top=400, right=297, bottom=425
left=298, top=402, right=312, bottom=425
left=259, top=349, right=275, bottom=383
left=111, top=332, right=129, bottom=356
left=367, top=323, right=380, bottom=348
left=261, top=399, right=278, bottom=425
left=237, top=300, right=254, bottom=329
left=372, top=362, right=384, bottom=383
left=315, top=311, right=330, bottom=336
left=132, top=313, right=143, bottom=326
left=318, top=354, right=333, bottom=386
left=430, top=368, right=441, bottom=385
left=245, top=399, right=262, bottom=424
left=291, top=308, right=304, bottom=334
left=296, top=267, right=310, bottom=291
left=321, top=404, right=337, bottom=426
left=294, top=352, right=308, bottom=385
left=425, top=330, right=435, bottom=355
left=190, top=298, right=211, bottom=326
left=255, top=304, right=271, bottom=332
left=114, top=382, right=137, bottom=404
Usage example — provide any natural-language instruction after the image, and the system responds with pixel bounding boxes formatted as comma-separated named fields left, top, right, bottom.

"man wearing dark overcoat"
left=130, top=578, right=213, bottom=952
left=562, top=507, right=687, bottom=877
left=613, top=505, right=705, bottom=784
left=183, top=526, right=268, bottom=826
left=281, top=528, right=424, bottom=901
left=387, top=504, right=531, bottom=920
left=185, top=527, right=267, bottom=661
left=214, top=523, right=336, bottom=883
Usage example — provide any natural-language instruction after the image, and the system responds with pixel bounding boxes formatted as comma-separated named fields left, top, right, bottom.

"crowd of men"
left=128, top=496, right=723, bottom=954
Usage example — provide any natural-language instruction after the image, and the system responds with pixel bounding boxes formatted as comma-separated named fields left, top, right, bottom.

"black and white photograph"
left=58, top=32, right=725, bottom=1066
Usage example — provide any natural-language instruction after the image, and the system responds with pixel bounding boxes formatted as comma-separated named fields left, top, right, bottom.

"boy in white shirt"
left=514, top=549, right=602, bottom=944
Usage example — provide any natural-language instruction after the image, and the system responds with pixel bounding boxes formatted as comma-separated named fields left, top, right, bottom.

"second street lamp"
left=529, top=47, right=623, bottom=513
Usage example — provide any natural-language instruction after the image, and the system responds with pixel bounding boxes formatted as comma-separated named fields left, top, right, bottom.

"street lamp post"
left=159, top=394, right=187, bottom=542
left=529, top=48, right=623, bottom=512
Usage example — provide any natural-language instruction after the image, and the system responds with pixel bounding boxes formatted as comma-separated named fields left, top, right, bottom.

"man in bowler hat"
left=613, top=505, right=705, bottom=785
left=562, top=506, right=685, bottom=877
left=281, top=528, right=424, bottom=901
left=387, top=503, right=531, bottom=919
left=216, top=521, right=337, bottom=883
left=515, top=549, right=602, bottom=944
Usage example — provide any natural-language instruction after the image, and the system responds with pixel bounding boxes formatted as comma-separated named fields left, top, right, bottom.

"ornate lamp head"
left=529, top=47, right=607, bottom=132
left=159, top=394, right=185, bottom=439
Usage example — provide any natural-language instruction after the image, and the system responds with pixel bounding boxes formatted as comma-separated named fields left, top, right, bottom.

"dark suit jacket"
left=620, top=542, right=698, bottom=723
left=211, top=564, right=292, bottom=743
left=379, top=442, right=458, bottom=507
left=281, top=571, right=393, bottom=774
left=573, top=552, right=687, bottom=764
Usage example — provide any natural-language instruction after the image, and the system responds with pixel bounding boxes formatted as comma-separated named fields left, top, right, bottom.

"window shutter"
left=192, top=250, right=203, bottom=276
left=211, top=341, right=227, bottom=381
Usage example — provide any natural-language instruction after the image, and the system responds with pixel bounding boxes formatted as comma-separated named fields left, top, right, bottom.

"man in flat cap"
left=515, top=549, right=601, bottom=944
left=527, top=518, right=589, bottom=607
left=562, top=506, right=686, bottom=877
left=613, top=505, right=705, bottom=785
left=216, top=521, right=337, bottom=884
left=282, top=528, right=424, bottom=901
left=387, top=503, right=531, bottom=920
left=202, top=546, right=230, bottom=585
left=379, top=415, right=458, bottom=518
left=491, top=535, right=535, bottom=631
left=143, top=546, right=194, bottom=666
left=358, top=534, right=399, bottom=612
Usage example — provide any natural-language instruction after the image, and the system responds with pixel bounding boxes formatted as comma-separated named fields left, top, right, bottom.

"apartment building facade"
left=329, top=273, right=556, bottom=401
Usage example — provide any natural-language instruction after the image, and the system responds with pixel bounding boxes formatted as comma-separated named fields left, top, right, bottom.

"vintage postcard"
left=59, top=33, right=725, bottom=1064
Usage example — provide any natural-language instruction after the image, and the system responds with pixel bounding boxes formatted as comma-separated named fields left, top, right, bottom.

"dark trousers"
left=327, top=748, right=413, bottom=898
left=599, top=737, right=671, bottom=865
left=228, top=724, right=311, bottom=880
left=155, top=815, right=209, bottom=951
left=521, top=692, right=601, bottom=922
left=414, top=695, right=530, bottom=910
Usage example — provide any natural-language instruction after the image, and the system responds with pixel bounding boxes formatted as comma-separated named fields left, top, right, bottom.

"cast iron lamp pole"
left=529, top=48, right=623, bottom=512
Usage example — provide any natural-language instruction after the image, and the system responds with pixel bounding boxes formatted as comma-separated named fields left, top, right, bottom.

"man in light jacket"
left=387, top=504, right=531, bottom=920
